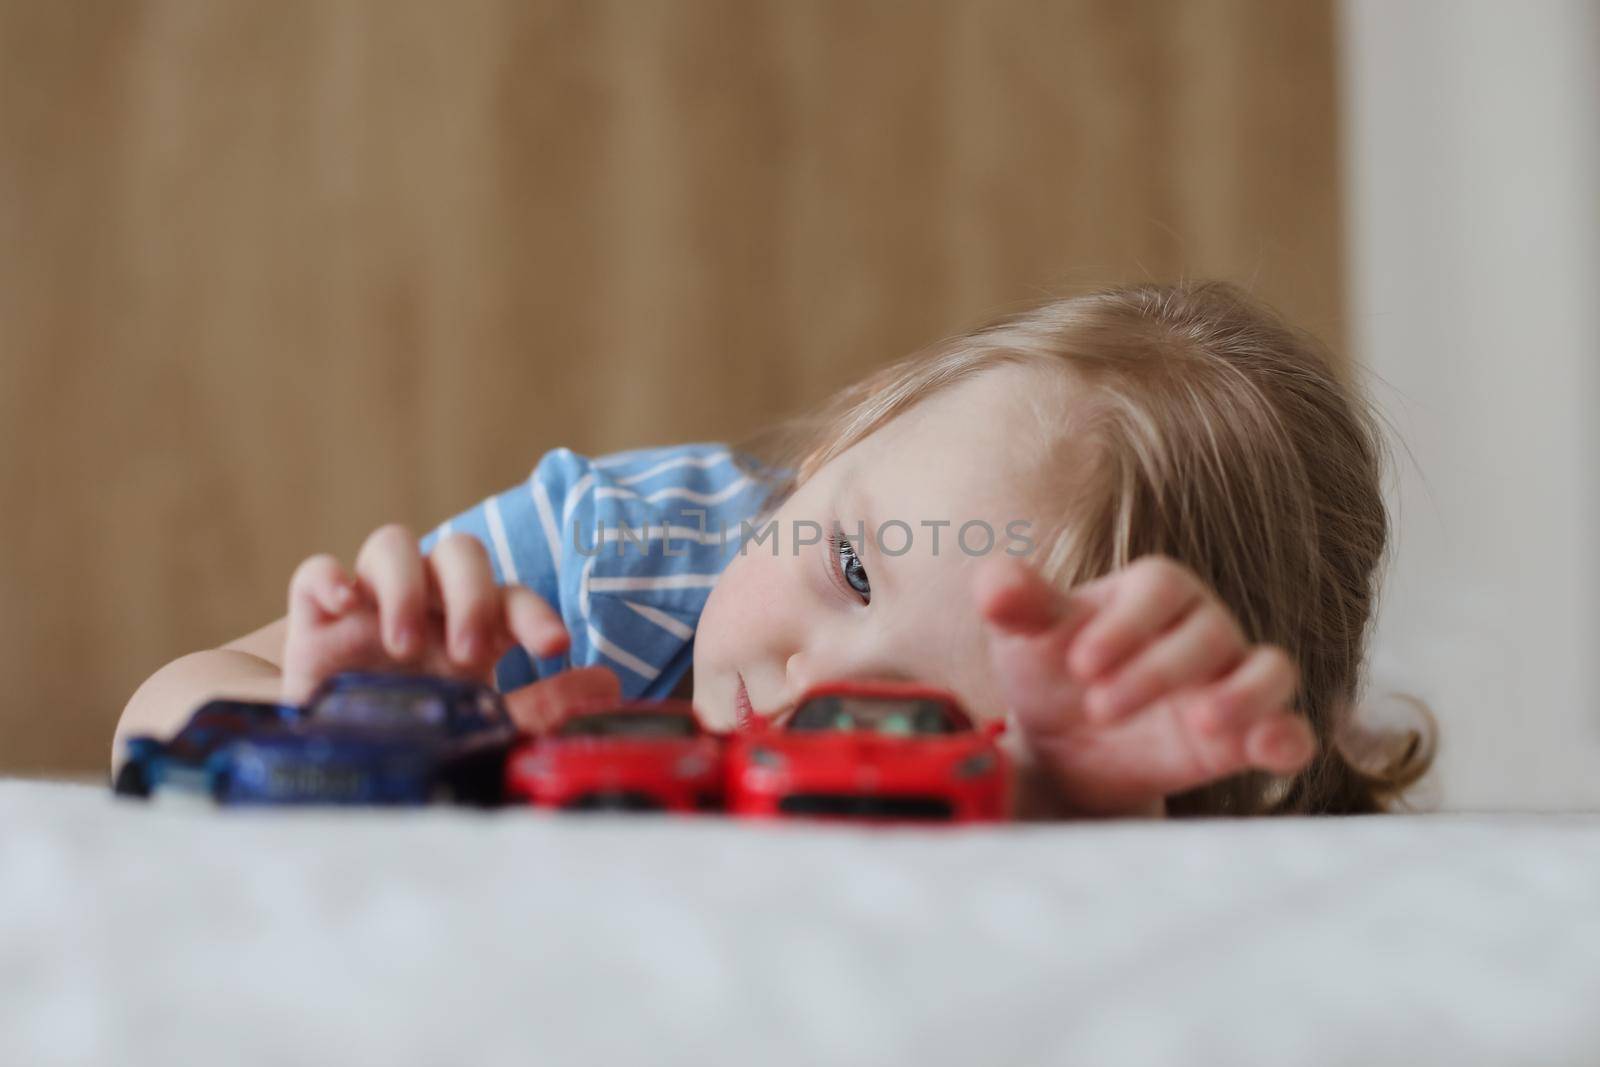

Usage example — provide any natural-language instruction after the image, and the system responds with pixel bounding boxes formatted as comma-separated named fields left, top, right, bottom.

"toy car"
left=724, top=680, right=1009, bottom=823
left=211, top=672, right=517, bottom=806
left=113, top=698, right=303, bottom=799
left=113, top=673, right=516, bottom=806
left=505, top=699, right=724, bottom=813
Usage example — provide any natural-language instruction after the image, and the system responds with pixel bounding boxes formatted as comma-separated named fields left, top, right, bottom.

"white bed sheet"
left=3, top=780, right=1597, bottom=1067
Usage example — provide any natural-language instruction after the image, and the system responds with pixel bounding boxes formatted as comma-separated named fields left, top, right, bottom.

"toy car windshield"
left=557, top=709, right=700, bottom=739
left=313, top=687, right=456, bottom=729
left=786, top=696, right=959, bottom=736
left=165, top=702, right=297, bottom=759
left=307, top=684, right=505, bottom=735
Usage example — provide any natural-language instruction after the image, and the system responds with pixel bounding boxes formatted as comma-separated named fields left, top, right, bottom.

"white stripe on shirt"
left=531, top=475, right=562, bottom=571
left=593, top=476, right=752, bottom=507
left=586, top=574, right=722, bottom=593
left=579, top=554, right=596, bottom=618
left=562, top=471, right=595, bottom=526
left=484, top=496, right=519, bottom=585
left=614, top=451, right=733, bottom=486
left=587, top=624, right=661, bottom=680
left=623, top=599, right=696, bottom=641
left=595, top=523, right=728, bottom=546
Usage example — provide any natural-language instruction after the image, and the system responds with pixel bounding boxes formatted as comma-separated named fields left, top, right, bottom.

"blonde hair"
left=746, top=282, right=1434, bottom=816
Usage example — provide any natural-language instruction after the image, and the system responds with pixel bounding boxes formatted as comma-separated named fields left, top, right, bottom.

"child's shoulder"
left=544, top=443, right=763, bottom=691
left=585, top=441, right=734, bottom=472
left=540, top=442, right=771, bottom=524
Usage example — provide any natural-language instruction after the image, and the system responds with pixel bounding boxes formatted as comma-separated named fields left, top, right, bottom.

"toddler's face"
left=692, top=364, right=1068, bottom=730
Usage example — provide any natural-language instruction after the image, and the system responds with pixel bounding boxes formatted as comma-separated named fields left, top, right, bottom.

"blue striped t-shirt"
left=417, top=444, right=773, bottom=699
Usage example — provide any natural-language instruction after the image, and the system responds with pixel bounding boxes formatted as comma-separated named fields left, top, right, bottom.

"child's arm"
left=112, top=621, right=288, bottom=770
left=112, top=527, right=617, bottom=771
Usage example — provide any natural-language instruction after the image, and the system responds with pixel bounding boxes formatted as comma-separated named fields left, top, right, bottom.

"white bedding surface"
left=3, top=780, right=1597, bottom=1067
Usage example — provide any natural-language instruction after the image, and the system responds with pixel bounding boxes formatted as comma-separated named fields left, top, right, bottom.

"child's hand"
left=974, top=555, right=1315, bottom=816
left=281, top=524, right=620, bottom=729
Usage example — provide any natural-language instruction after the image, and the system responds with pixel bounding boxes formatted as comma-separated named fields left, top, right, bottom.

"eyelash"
left=826, top=529, right=872, bottom=605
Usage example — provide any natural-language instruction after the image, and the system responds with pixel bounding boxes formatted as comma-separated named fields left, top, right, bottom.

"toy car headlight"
left=674, top=752, right=713, bottom=778
left=219, top=747, right=268, bottom=784
left=747, top=746, right=786, bottom=769
left=953, top=752, right=997, bottom=779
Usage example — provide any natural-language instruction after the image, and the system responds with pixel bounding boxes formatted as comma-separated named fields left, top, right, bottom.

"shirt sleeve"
left=418, top=448, right=590, bottom=692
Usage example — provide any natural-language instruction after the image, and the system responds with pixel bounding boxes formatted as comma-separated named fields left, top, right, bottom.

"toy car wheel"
left=430, top=781, right=458, bottom=805
left=112, top=762, right=151, bottom=799
left=209, top=770, right=233, bottom=804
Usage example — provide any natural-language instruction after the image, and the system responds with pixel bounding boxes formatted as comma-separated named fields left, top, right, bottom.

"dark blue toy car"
left=114, top=698, right=303, bottom=800
left=114, top=673, right=516, bottom=807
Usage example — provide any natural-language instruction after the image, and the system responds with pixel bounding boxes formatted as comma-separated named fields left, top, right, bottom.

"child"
left=115, top=282, right=1432, bottom=816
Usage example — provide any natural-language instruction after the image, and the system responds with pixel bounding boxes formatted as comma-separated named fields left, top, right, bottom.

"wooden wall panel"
left=0, top=0, right=1345, bottom=773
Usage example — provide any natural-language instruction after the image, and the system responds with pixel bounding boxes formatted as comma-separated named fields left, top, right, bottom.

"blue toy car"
left=113, top=673, right=516, bottom=807
left=114, top=698, right=303, bottom=800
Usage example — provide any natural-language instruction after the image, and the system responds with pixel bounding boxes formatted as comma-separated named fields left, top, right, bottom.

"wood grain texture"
left=0, top=0, right=1344, bottom=772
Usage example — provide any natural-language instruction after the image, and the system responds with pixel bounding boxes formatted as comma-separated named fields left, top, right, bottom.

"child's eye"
left=829, top=531, right=871, bottom=605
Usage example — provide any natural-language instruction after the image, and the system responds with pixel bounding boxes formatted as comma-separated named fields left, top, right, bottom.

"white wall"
left=1340, top=0, right=1600, bottom=809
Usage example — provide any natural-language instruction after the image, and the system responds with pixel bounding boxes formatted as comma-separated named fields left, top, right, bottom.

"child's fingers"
left=502, top=585, right=571, bottom=661
left=502, top=666, right=622, bottom=732
left=289, top=554, right=360, bottom=620
left=1024, top=641, right=1312, bottom=812
left=1067, top=556, right=1204, bottom=680
left=987, top=626, right=1083, bottom=740
left=1120, top=649, right=1305, bottom=790
left=1143, top=697, right=1312, bottom=794
left=354, top=524, right=428, bottom=660
left=972, top=555, right=1108, bottom=636
left=1083, top=601, right=1246, bottom=725
left=281, top=610, right=391, bottom=703
left=1243, top=713, right=1318, bottom=776
left=975, top=557, right=1116, bottom=740
left=426, top=533, right=501, bottom=670
left=1193, top=644, right=1300, bottom=736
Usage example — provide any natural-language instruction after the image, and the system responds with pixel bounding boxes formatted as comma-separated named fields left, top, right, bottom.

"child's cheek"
left=700, top=545, right=809, bottom=668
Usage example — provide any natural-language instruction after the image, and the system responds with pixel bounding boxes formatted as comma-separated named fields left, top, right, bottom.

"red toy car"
left=504, top=700, right=724, bottom=813
left=725, top=680, right=1009, bottom=823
